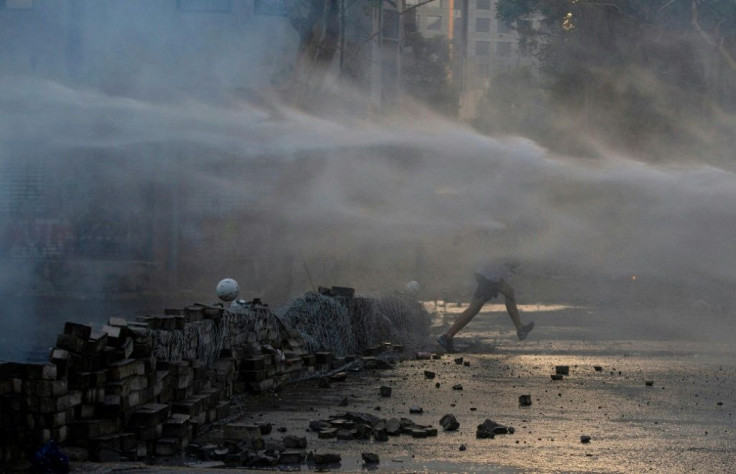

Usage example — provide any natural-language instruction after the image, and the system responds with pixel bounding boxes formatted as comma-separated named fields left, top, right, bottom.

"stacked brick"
left=0, top=300, right=312, bottom=464
left=0, top=362, right=70, bottom=462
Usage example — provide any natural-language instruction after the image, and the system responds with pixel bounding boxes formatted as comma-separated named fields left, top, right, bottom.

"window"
left=477, top=0, right=491, bottom=10
left=496, top=42, right=511, bottom=57
left=498, top=20, right=512, bottom=34
left=476, top=18, right=490, bottom=33
left=177, top=0, right=231, bottom=13
left=475, top=40, right=490, bottom=56
left=384, top=10, right=400, bottom=39
left=254, top=0, right=287, bottom=16
left=1, top=0, right=34, bottom=9
left=427, top=15, right=442, bottom=30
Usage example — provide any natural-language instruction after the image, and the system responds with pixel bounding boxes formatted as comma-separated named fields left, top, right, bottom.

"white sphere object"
left=405, top=280, right=421, bottom=296
left=216, top=278, right=239, bottom=302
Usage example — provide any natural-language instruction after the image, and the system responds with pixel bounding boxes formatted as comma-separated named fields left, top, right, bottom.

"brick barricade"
left=0, top=293, right=421, bottom=465
left=0, top=301, right=312, bottom=464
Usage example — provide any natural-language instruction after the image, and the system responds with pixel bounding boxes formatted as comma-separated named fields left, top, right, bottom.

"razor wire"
left=152, top=303, right=282, bottom=366
left=275, top=291, right=431, bottom=356
left=275, top=292, right=357, bottom=356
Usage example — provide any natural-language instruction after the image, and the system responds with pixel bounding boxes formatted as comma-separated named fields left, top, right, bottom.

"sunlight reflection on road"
left=423, top=301, right=579, bottom=313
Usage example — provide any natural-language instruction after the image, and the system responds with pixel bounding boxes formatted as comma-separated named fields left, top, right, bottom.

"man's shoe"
left=437, top=335, right=455, bottom=353
left=517, top=322, right=534, bottom=341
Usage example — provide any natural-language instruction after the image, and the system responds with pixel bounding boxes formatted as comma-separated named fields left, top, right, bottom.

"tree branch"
left=690, top=0, right=736, bottom=70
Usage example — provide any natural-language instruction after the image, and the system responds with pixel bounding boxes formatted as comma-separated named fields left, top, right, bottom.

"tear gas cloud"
left=2, top=1, right=736, bottom=360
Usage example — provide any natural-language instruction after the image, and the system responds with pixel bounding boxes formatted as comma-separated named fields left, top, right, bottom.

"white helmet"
left=405, top=280, right=421, bottom=296
left=216, top=278, right=239, bottom=302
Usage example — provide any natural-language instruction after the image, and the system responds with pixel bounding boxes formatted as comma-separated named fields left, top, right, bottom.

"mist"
left=2, top=0, right=736, bottom=361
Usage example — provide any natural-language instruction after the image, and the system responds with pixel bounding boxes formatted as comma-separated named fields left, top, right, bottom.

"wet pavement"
left=72, top=304, right=736, bottom=473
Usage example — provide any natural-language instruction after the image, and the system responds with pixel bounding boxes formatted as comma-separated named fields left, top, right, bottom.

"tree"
left=283, top=1, right=445, bottom=108
left=494, top=0, right=736, bottom=158
left=284, top=0, right=341, bottom=105
left=403, top=31, right=459, bottom=115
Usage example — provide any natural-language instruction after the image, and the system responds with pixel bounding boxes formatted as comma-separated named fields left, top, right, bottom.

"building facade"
left=408, top=0, right=532, bottom=118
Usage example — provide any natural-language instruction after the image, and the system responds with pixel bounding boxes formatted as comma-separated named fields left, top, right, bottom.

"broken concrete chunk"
left=581, top=435, right=592, bottom=443
left=223, top=423, right=261, bottom=443
left=645, top=380, right=654, bottom=386
left=385, top=418, right=401, bottom=435
left=594, top=366, right=603, bottom=371
left=409, top=406, right=423, bottom=414
left=476, top=419, right=510, bottom=439
left=372, top=429, right=388, bottom=441
left=551, top=374, right=564, bottom=381
left=313, top=452, right=341, bottom=464
left=454, top=357, right=464, bottom=365
left=362, top=452, right=380, bottom=464
left=331, top=372, right=347, bottom=382
left=279, top=451, right=306, bottom=464
left=440, top=414, right=460, bottom=431
left=424, top=370, right=436, bottom=379
left=452, top=384, right=463, bottom=390
left=318, top=429, right=338, bottom=439
left=519, top=395, right=532, bottom=406
left=282, top=435, right=307, bottom=449
left=555, top=365, right=569, bottom=375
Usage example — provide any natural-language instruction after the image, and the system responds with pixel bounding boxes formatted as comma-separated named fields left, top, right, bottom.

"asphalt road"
left=70, top=303, right=736, bottom=473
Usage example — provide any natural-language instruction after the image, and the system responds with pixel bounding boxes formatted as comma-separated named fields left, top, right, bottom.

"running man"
left=437, top=261, right=534, bottom=352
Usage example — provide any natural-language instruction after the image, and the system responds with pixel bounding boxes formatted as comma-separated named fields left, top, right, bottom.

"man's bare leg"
left=445, top=297, right=486, bottom=339
left=499, top=281, right=534, bottom=340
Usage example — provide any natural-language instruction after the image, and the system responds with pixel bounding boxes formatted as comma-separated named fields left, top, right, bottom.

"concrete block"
left=162, top=414, right=190, bottom=438
left=83, top=332, right=109, bottom=354
left=64, top=322, right=92, bottom=340
left=69, top=418, right=122, bottom=440
left=107, top=359, right=145, bottom=380
left=23, top=379, right=67, bottom=397
left=155, top=437, right=184, bottom=456
left=56, top=333, right=86, bottom=353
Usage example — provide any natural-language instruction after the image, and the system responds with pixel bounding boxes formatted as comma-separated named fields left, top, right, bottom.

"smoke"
left=5, top=76, right=736, bottom=285
left=2, top=1, right=736, bottom=360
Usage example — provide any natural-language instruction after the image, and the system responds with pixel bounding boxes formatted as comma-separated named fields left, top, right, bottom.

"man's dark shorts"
left=473, top=273, right=503, bottom=302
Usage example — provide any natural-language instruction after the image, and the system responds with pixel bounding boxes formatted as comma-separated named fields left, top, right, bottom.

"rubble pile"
left=308, top=411, right=438, bottom=440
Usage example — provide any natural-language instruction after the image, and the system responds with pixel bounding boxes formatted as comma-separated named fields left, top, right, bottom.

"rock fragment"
left=362, top=452, right=380, bottom=464
left=283, top=435, right=307, bottom=449
left=440, top=414, right=460, bottom=431
left=476, top=419, right=510, bottom=439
